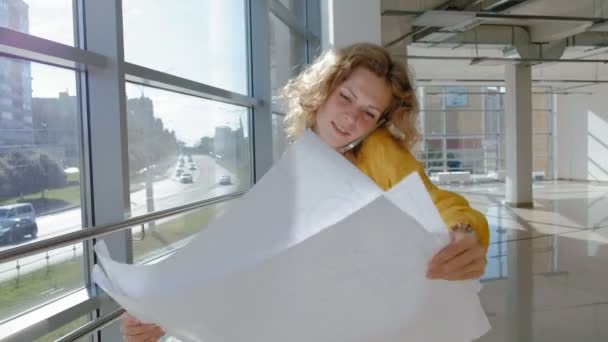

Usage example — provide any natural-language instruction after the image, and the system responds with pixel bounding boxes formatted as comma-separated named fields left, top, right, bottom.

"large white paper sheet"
left=93, top=131, right=490, bottom=342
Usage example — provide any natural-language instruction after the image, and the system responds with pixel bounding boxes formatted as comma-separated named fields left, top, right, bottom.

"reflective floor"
left=444, top=181, right=608, bottom=342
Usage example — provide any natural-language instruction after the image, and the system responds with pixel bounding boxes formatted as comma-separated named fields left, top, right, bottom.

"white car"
left=180, top=173, right=193, bottom=184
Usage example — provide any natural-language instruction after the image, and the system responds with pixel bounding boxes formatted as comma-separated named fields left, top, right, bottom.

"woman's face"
left=313, top=67, right=392, bottom=150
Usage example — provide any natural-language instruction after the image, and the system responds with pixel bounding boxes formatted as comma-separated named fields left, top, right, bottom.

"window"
left=0, top=57, right=84, bottom=322
left=272, top=113, right=289, bottom=161
left=133, top=198, right=238, bottom=262
left=125, top=83, right=252, bottom=219
left=0, top=1, right=75, bottom=46
left=269, top=13, right=307, bottom=108
left=278, top=0, right=306, bottom=20
left=122, top=0, right=249, bottom=95
left=0, top=1, right=323, bottom=339
left=418, top=86, right=554, bottom=178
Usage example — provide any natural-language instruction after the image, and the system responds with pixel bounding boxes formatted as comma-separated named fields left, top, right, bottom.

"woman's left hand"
left=426, top=226, right=487, bottom=280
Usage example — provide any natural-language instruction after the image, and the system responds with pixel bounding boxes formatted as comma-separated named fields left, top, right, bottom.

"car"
left=0, top=203, right=36, bottom=222
left=180, top=173, right=193, bottom=184
left=189, top=164, right=197, bottom=171
left=0, top=218, right=38, bottom=245
left=219, top=175, right=231, bottom=185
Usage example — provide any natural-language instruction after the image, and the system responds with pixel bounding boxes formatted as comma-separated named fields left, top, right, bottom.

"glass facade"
left=0, top=1, right=321, bottom=340
left=417, top=86, right=554, bottom=179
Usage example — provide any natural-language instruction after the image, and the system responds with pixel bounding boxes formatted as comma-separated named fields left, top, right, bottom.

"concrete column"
left=505, top=63, right=534, bottom=207
left=321, top=0, right=381, bottom=49
left=506, top=230, right=534, bottom=342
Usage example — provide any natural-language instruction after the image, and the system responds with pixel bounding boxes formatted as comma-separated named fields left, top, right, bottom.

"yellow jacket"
left=352, top=128, right=490, bottom=248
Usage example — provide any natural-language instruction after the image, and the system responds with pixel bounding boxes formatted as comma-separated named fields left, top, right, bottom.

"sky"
left=10, top=0, right=250, bottom=146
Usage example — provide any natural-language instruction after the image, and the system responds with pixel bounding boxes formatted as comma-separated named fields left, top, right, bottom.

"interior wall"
left=556, top=84, right=608, bottom=182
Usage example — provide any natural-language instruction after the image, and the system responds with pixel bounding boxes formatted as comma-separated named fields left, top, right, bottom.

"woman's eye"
left=339, top=93, right=351, bottom=102
left=365, top=111, right=376, bottom=119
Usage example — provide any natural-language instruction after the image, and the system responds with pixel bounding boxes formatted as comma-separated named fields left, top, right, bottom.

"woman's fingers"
left=428, top=232, right=477, bottom=270
left=428, top=245, right=483, bottom=278
left=427, top=230, right=486, bottom=280
left=124, top=324, right=164, bottom=336
left=441, top=257, right=487, bottom=280
left=121, top=313, right=165, bottom=342
left=428, top=237, right=470, bottom=268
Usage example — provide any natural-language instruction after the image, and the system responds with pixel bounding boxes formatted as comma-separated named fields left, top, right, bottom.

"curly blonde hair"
left=281, top=43, right=419, bottom=149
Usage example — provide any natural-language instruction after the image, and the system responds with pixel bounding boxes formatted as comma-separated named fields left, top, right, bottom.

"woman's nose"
left=342, top=110, right=357, bottom=125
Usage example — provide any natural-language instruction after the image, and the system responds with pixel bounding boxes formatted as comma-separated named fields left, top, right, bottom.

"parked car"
left=180, top=173, right=193, bottom=184
left=0, top=218, right=38, bottom=244
left=0, top=203, right=36, bottom=223
left=219, top=175, right=231, bottom=185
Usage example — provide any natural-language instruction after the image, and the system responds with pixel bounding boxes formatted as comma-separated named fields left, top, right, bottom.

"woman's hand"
left=426, top=225, right=487, bottom=280
left=120, top=312, right=165, bottom=342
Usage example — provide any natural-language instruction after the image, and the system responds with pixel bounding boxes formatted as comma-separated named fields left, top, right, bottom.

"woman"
left=121, top=42, right=489, bottom=341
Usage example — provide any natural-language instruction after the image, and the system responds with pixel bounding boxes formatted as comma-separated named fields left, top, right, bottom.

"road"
left=0, top=154, right=245, bottom=282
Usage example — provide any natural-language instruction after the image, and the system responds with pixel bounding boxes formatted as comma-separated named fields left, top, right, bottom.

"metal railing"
left=0, top=191, right=246, bottom=264
left=1, top=190, right=246, bottom=342
left=56, top=308, right=125, bottom=342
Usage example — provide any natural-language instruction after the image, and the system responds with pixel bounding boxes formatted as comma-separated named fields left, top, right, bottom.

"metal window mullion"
left=305, top=0, right=322, bottom=62
left=0, top=26, right=105, bottom=70
left=74, top=0, right=98, bottom=340
left=441, top=87, right=448, bottom=172
left=82, top=1, right=131, bottom=341
left=124, top=62, right=259, bottom=108
left=250, top=0, right=274, bottom=182
left=418, top=87, right=428, bottom=172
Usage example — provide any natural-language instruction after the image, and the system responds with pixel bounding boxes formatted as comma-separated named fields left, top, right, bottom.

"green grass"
left=66, top=172, right=80, bottom=185
left=34, top=314, right=90, bottom=342
left=0, top=256, right=84, bottom=322
left=133, top=200, right=233, bottom=259
left=0, top=185, right=81, bottom=215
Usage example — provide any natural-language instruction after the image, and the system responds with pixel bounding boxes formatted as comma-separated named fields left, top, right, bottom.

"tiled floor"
left=444, top=181, right=608, bottom=342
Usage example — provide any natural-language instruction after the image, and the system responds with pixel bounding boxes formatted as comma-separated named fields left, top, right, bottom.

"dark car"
left=219, top=175, right=231, bottom=185
left=0, top=218, right=38, bottom=245
left=180, top=173, right=193, bottom=184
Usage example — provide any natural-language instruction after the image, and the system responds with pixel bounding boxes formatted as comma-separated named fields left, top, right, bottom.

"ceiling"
left=381, top=0, right=608, bottom=89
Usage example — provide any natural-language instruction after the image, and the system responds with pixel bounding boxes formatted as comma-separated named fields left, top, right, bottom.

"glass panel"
left=532, top=91, right=552, bottom=110
left=422, top=87, right=443, bottom=110
left=423, top=111, right=443, bottom=135
left=272, top=114, right=288, bottom=162
left=446, top=137, right=484, bottom=174
left=533, top=134, right=551, bottom=177
left=0, top=243, right=85, bottom=321
left=122, top=0, right=248, bottom=94
left=445, top=111, right=484, bottom=135
left=34, top=313, right=90, bottom=342
left=422, top=138, right=444, bottom=172
left=125, top=83, right=252, bottom=219
left=0, top=58, right=83, bottom=235
left=444, top=86, right=470, bottom=108
left=0, top=0, right=75, bottom=46
left=133, top=198, right=238, bottom=263
left=533, top=109, right=551, bottom=134
left=270, top=13, right=307, bottom=108
left=0, top=57, right=84, bottom=321
left=278, top=0, right=306, bottom=20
